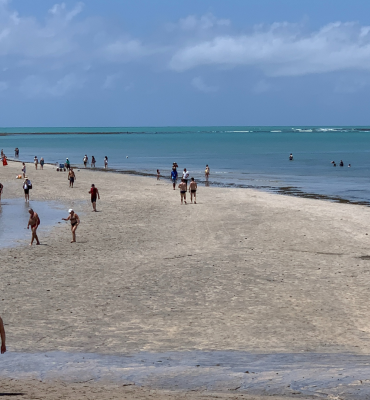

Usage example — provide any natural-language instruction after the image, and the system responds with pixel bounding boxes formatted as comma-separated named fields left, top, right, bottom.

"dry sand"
left=1, top=160, right=370, bottom=399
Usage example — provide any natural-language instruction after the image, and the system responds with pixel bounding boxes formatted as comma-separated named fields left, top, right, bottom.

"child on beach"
left=22, top=163, right=26, bottom=178
left=189, top=177, right=197, bottom=204
left=178, top=179, right=187, bottom=204
left=157, top=169, right=160, bottom=180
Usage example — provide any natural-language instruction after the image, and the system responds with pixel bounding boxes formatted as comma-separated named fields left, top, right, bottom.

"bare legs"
left=181, top=192, right=187, bottom=205
left=30, top=227, right=40, bottom=245
left=190, top=192, right=196, bottom=204
left=92, top=201, right=96, bottom=212
left=71, top=225, right=77, bottom=243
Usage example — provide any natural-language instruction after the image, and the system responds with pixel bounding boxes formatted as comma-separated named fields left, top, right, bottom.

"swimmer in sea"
left=62, top=209, right=80, bottom=243
left=339, top=160, right=344, bottom=167
left=189, top=177, right=197, bottom=204
left=27, top=208, right=40, bottom=246
left=178, top=179, right=187, bottom=204
left=289, top=153, right=293, bottom=161
left=348, top=164, right=351, bottom=167
left=0, top=316, right=6, bottom=354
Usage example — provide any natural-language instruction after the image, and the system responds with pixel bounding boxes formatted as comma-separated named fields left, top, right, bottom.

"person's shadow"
left=0, top=394, right=24, bottom=397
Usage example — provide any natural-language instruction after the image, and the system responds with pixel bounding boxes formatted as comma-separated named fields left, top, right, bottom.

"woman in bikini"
left=62, top=209, right=80, bottom=243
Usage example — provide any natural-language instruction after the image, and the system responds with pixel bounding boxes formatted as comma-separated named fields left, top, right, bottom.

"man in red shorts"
left=89, top=184, right=100, bottom=212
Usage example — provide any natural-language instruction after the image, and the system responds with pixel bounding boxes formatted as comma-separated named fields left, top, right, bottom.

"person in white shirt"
left=182, top=168, right=190, bottom=191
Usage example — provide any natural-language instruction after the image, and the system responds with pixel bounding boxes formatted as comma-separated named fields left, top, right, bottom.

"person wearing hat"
left=62, top=209, right=80, bottom=243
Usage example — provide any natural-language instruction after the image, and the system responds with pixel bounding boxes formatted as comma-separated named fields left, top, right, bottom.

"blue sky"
left=1, top=0, right=370, bottom=126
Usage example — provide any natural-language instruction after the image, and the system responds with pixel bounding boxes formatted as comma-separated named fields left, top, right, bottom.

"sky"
left=1, top=0, right=370, bottom=126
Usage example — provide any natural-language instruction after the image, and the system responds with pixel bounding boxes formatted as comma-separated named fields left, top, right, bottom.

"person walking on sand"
left=189, top=177, right=197, bottom=204
left=104, top=156, right=108, bottom=169
left=68, top=168, right=76, bottom=188
left=178, top=179, right=187, bottom=204
left=62, top=209, right=80, bottom=243
left=23, top=177, right=31, bottom=202
left=22, top=162, right=26, bottom=178
left=171, top=168, right=178, bottom=190
left=83, top=155, right=88, bottom=167
left=89, top=184, right=100, bottom=212
left=157, top=169, right=160, bottom=180
left=0, top=316, right=6, bottom=354
left=0, top=182, right=3, bottom=200
left=182, top=168, right=190, bottom=191
left=205, top=165, right=210, bottom=180
left=34, top=156, right=38, bottom=170
left=40, top=157, right=44, bottom=170
left=91, top=156, right=96, bottom=168
left=27, top=208, right=40, bottom=246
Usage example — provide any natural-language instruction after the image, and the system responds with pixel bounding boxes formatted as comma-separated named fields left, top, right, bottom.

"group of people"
left=170, top=162, right=209, bottom=205
left=83, top=155, right=108, bottom=169
left=331, top=160, right=351, bottom=167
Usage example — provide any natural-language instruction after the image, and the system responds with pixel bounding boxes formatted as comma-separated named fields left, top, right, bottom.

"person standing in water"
left=23, top=177, right=31, bottom=202
left=289, top=153, right=293, bottom=161
left=178, top=179, right=187, bottom=204
left=205, top=165, right=210, bottom=180
left=15, top=147, right=19, bottom=157
left=91, top=156, right=96, bottom=168
left=104, top=156, right=108, bottom=169
left=89, top=184, right=100, bottom=212
left=189, top=177, right=197, bottom=204
left=27, top=208, right=40, bottom=246
left=62, top=209, right=80, bottom=243
left=0, top=316, right=6, bottom=354
left=83, top=155, right=88, bottom=167
left=68, top=168, right=76, bottom=188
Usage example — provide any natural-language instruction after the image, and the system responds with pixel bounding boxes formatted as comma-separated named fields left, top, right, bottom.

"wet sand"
left=2, top=161, right=370, bottom=398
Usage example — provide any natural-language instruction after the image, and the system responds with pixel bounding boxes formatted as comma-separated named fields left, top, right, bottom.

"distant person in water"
left=333, top=162, right=337, bottom=167
left=348, top=164, right=351, bottom=167
left=289, top=153, right=293, bottom=161
left=0, top=316, right=6, bottom=354
left=104, top=156, right=108, bottom=169
left=172, top=162, right=178, bottom=170
left=40, top=157, right=44, bottom=169
left=91, top=156, right=96, bottom=168
left=22, top=162, right=26, bottom=178
left=157, top=169, right=160, bottom=180
left=189, top=177, right=197, bottom=204
left=0, top=182, right=3, bottom=200
left=178, top=179, right=187, bottom=204
left=27, top=208, right=40, bottom=246
left=205, top=165, right=210, bottom=180
left=89, top=184, right=100, bottom=212
left=62, top=209, right=80, bottom=243
left=340, top=160, right=344, bottom=167
left=171, top=168, right=178, bottom=190
left=68, top=168, right=76, bottom=188
left=15, top=147, right=19, bottom=157
left=83, top=155, right=88, bottom=167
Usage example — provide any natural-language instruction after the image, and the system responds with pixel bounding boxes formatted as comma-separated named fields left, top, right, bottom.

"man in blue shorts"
left=171, top=168, right=178, bottom=190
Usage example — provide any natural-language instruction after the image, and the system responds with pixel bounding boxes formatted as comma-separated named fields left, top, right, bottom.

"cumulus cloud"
left=169, top=22, right=370, bottom=77
left=170, top=13, right=230, bottom=31
left=20, top=73, right=84, bottom=97
left=191, top=76, right=217, bottom=93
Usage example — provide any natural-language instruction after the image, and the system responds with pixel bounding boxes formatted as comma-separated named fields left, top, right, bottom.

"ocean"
left=1, top=126, right=370, bottom=205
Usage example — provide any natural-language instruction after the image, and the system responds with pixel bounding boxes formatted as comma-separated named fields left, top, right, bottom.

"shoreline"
left=7, top=158, right=370, bottom=207
left=2, top=161, right=370, bottom=398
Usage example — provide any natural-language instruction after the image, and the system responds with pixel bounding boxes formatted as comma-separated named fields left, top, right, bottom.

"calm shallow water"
left=0, top=198, right=66, bottom=248
left=1, top=350, right=370, bottom=398
left=1, top=126, right=370, bottom=203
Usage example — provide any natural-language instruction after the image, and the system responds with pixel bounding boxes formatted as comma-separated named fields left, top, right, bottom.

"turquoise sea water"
left=1, top=126, right=370, bottom=204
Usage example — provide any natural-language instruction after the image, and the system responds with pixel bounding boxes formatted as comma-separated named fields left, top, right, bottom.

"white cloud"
left=102, top=73, right=121, bottom=89
left=20, top=73, right=83, bottom=97
left=169, top=22, right=370, bottom=77
left=177, top=14, right=230, bottom=31
left=191, top=76, right=217, bottom=93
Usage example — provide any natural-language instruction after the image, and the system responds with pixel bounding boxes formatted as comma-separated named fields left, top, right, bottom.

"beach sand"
left=1, top=161, right=370, bottom=398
